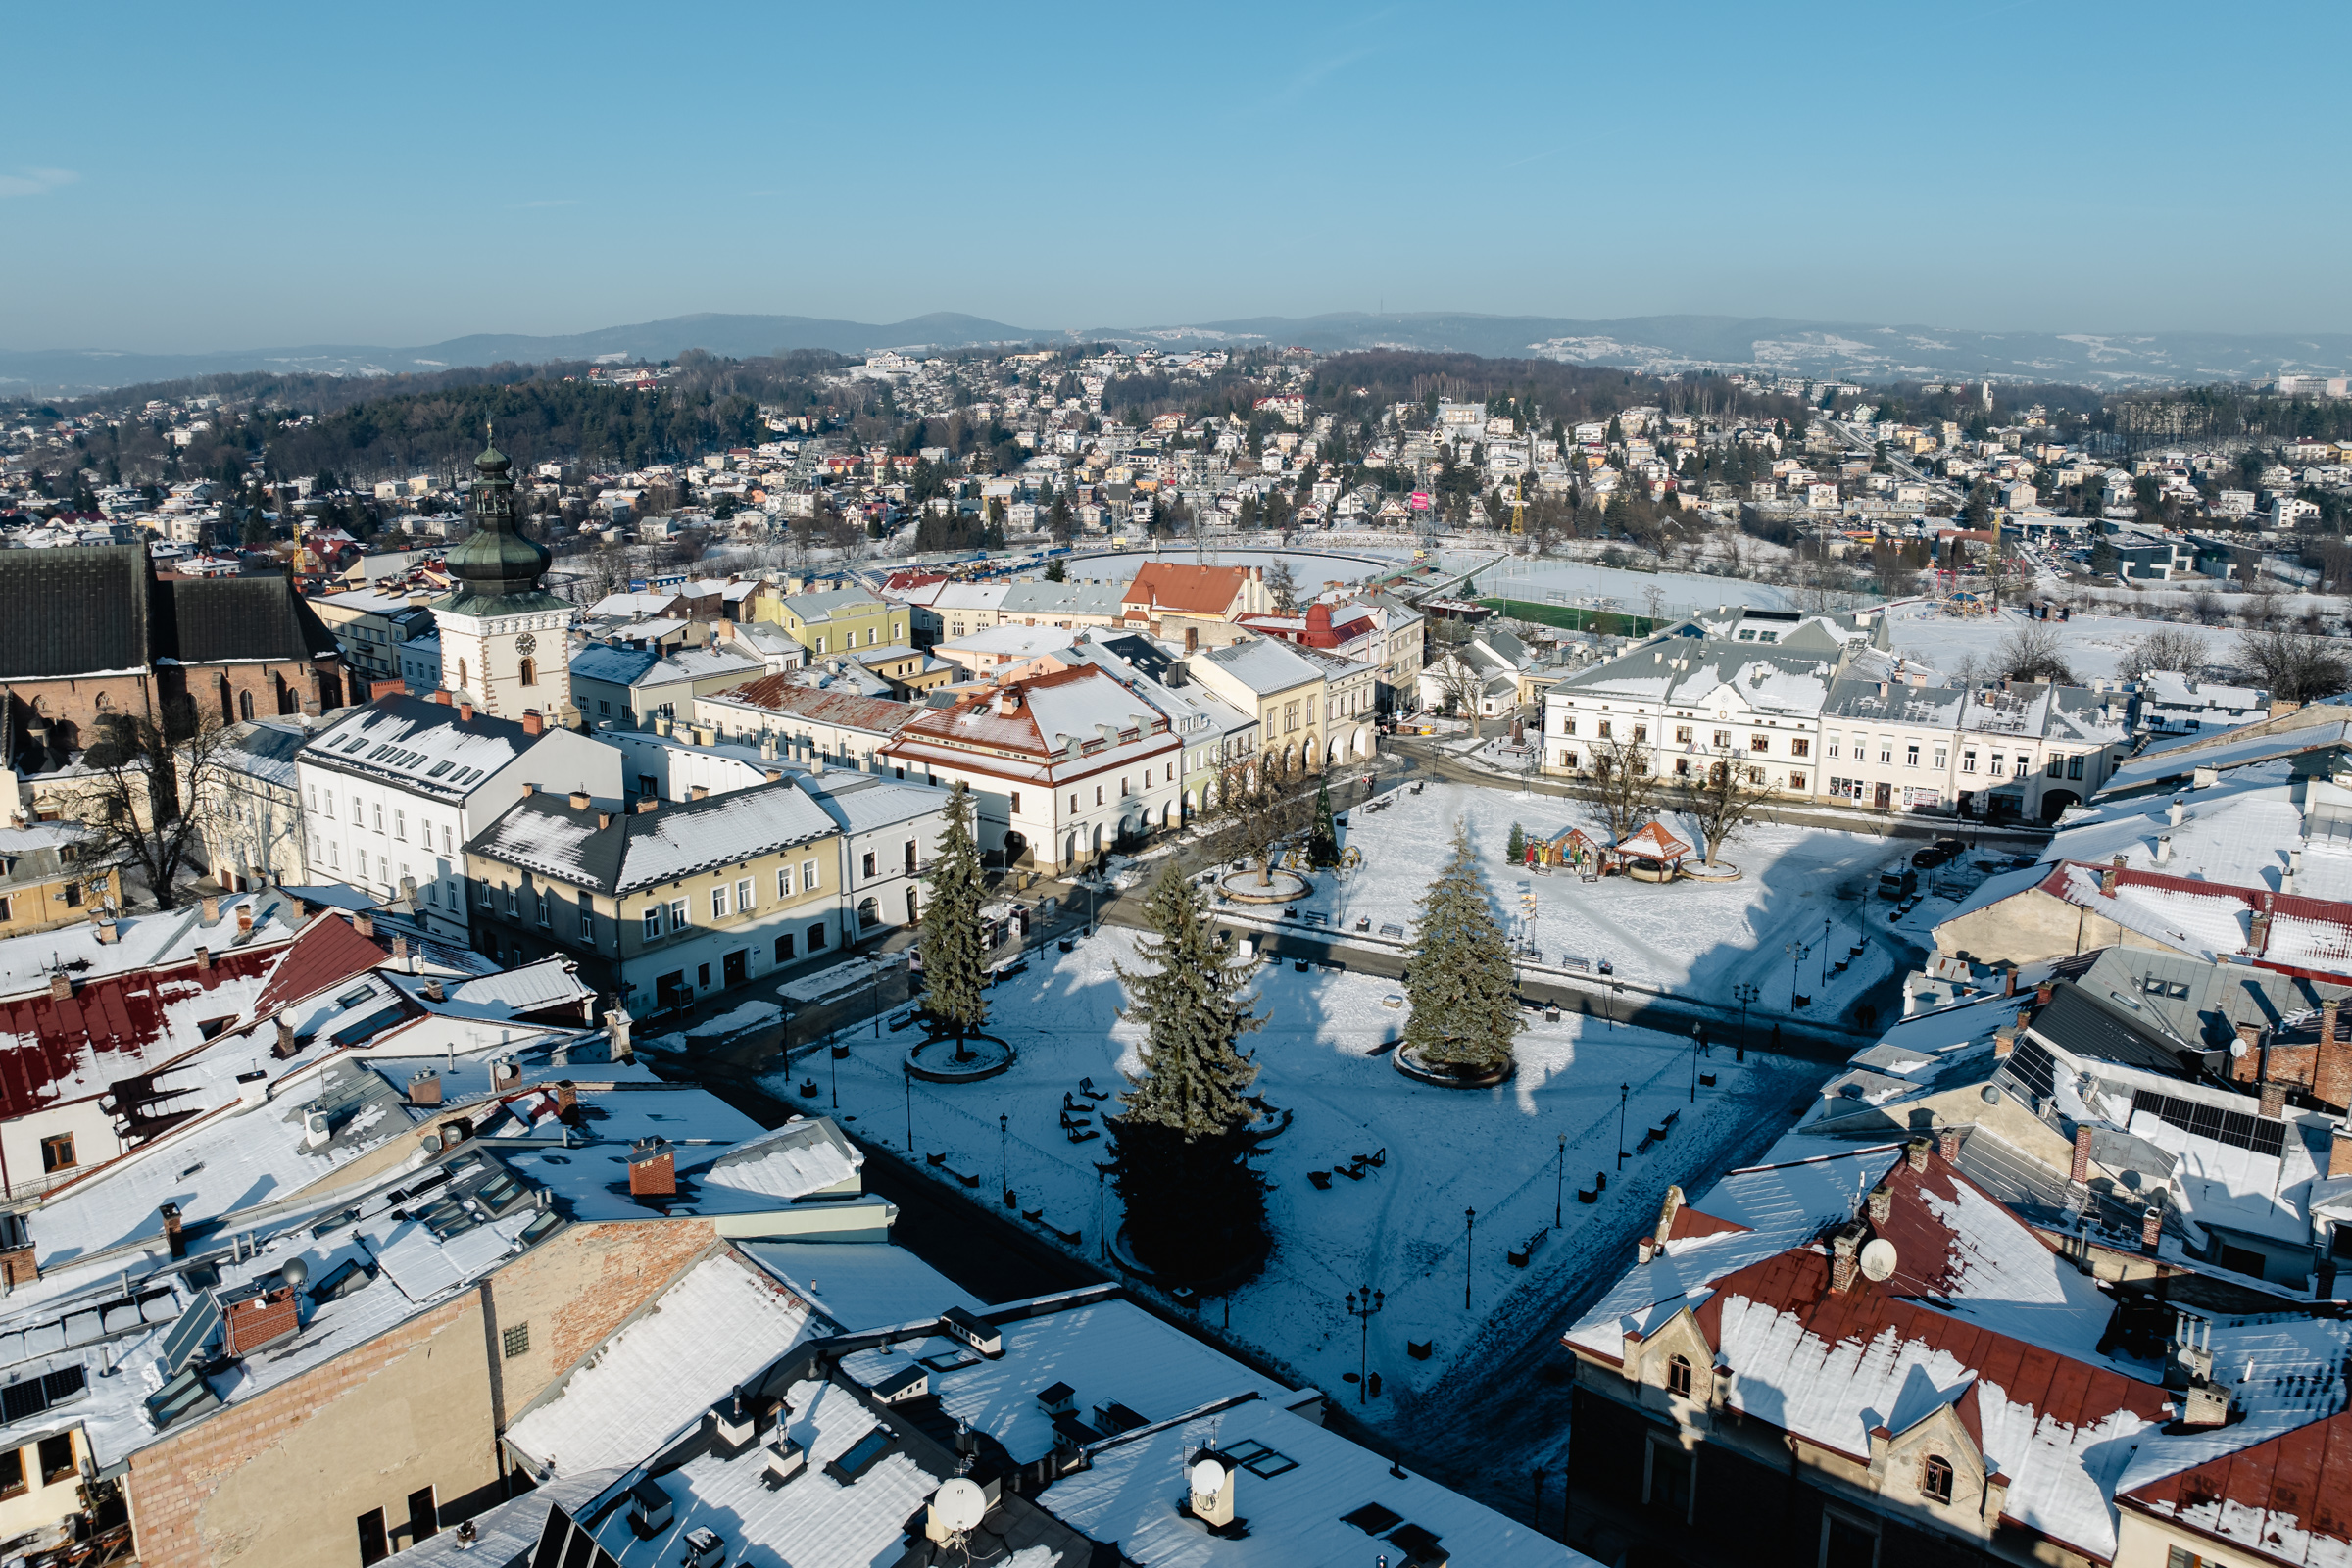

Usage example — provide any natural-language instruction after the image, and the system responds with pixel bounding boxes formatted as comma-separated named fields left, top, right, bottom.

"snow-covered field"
left=770, top=927, right=1825, bottom=1429
left=1463, top=556, right=1822, bottom=619
left=1058, top=547, right=1407, bottom=590
left=1298, top=780, right=1916, bottom=1018
left=1881, top=603, right=2240, bottom=683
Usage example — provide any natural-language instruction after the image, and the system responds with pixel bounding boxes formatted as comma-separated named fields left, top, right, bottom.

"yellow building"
left=464, top=778, right=845, bottom=1017
left=756, top=586, right=906, bottom=659
left=0, top=824, right=120, bottom=936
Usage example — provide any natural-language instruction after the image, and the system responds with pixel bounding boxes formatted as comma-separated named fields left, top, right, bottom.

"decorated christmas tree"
left=1306, top=778, right=1341, bottom=868
left=1506, top=821, right=1526, bottom=862
left=916, top=781, right=989, bottom=1056
left=1403, top=821, right=1524, bottom=1074
left=1110, top=864, right=1269, bottom=1280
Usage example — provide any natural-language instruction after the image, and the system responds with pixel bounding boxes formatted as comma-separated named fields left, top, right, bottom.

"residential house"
left=465, top=778, right=845, bottom=1015
left=1421, top=627, right=1542, bottom=720
left=758, top=585, right=906, bottom=659
left=295, top=692, right=624, bottom=942
left=1117, top=562, right=1274, bottom=646
left=693, top=678, right=915, bottom=775
left=307, top=585, right=439, bottom=690
left=0, top=823, right=118, bottom=938
left=190, top=716, right=310, bottom=891
left=567, top=644, right=764, bottom=731
left=1058, top=636, right=1258, bottom=825
left=1189, top=637, right=1332, bottom=777
left=880, top=665, right=1181, bottom=873
left=1817, top=676, right=2128, bottom=820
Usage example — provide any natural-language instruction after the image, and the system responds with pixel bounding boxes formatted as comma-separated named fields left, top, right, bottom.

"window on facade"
left=802, top=858, right=819, bottom=891
left=1666, top=1353, right=1692, bottom=1396
left=518, top=658, right=537, bottom=687
left=1632, top=724, right=1647, bottom=743
left=536, top=892, right=550, bottom=927
left=1747, top=766, right=1767, bottom=785
left=774, top=932, right=795, bottom=961
left=1906, top=744, right=1920, bottom=768
left=1821, top=1510, right=1878, bottom=1568
left=39, top=1134, right=74, bottom=1173
left=1096, top=785, right=1104, bottom=806
left=1962, top=750, right=1978, bottom=773
left=358, top=1508, right=389, bottom=1566
left=1790, top=737, right=1809, bottom=758
left=503, top=885, right=516, bottom=915
left=442, top=825, right=454, bottom=855
left=1646, top=1439, right=1692, bottom=1519
left=1068, top=793, right=1078, bottom=813
left=643, top=906, right=663, bottom=941
left=1920, top=1454, right=1954, bottom=1504
left=394, top=810, right=405, bottom=841
left=1598, top=720, right=1613, bottom=739
left=408, top=1487, right=439, bottom=1544
left=503, top=1323, right=530, bottom=1359
left=1674, top=758, right=1690, bottom=776
left=669, top=898, right=688, bottom=931
left=808, top=921, right=827, bottom=951
left=776, top=865, right=795, bottom=900
left=735, top=877, right=753, bottom=913
left=1827, top=738, right=1840, bottom=759
left=0, top=1449, right=21, bottom=1498
left=239, top=690, right=254, bottom=720
left=372, top=805, right=383, bottom=832
left=712, top=885, right=730, bottom=919
left=2014, top=756, right=2031, bottom=777
left=1878, top=744, right=1893, bottom=764
left=1789, top=772, right=1808, bottom=792
left=2070, top=755, right=2085, bottom=780
left=1561, top=718, right=1577, bottom=737
left=861, top=851, right=877, bottom=879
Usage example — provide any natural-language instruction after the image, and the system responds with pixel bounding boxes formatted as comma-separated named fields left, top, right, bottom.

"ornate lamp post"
left=1616, top=1082, right=1631, bottom=1169
left=1733, top=981, right=1758, bottom=1060
left=1463, top=1208, right=1477, bottom=1310
left=1345, top=1286, right=1384, bottom=1403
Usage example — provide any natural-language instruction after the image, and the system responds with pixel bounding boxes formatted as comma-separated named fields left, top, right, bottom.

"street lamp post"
left=1345, top=1286, right=1385, bottom=1404
left=1690, top=1023, right=1703, bottom=1102
left=903, top=1067, right=913, bottom=1152
left=1463, top=1208, right=1476, bottom=1310
left=1819, top=916, right=1832, bottom=989
left=1095, top=1164, right=1112, bottom=1260
left=1554, top=1132, right=1566, bottom=1228
left=1785, top=940, right=1804, bottom=1004
left=1000, top=1112, right=1011, bottom=1207
left=1733, top=981, right=1758, bottom=1061
left=1616, top=1082, right=1630, bottom=1169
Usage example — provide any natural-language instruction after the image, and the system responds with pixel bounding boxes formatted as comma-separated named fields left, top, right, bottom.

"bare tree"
left=1680, top=747, right=1775, bottom=866
left=1583, top=729, right=1660, bottom=845
left=1990, top=620, right=2077, bottom=685
left=2118, top=625, right=2209, bottom=684
left=54, top=705, right=236, bottom=910
left=1212, top=750, right=1306, bottom=886
left=2235, top=626, right=2351, bottom=708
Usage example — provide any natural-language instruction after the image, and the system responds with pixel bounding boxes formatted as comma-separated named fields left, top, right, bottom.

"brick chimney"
left=1938, top=1126, right=1965, bottom=1164
left=273, top=1011, right=298, bottom=1058
left=222, top=1286, right=300, bottom=1357
left=2140, top=1199, right=2165, bottom=1255
left=370, top=677, right=405, bottom=701
left=2236, top=1020, right=2265, bottom=1085
left=689, top=785, right=709, bottom=802
left=635, top=797, right=658, bottom=814
left=2003, top=967, right=2018, bottom=998
left=2071, top=1124, right=2095, bottom=1184
left=432, top=690, right=452, bottom=705
left=194, top=945, right=211, bottom=972
left=0, top=1243, right=37, bottom=1288
left=1830, top=1225, right=1863, bottom=1293
left=519, top=782, right=536, bottom=798
left=390, top=935, right=409, bottom=968
left=93, top=916, right=118, bottom=946
left=522, top=710, right=544, bottom=737
left=353, top=910, right=373, bottom=938
left=459, top=700, right=474, bottom=721
left=200, top=894, right=220, bottom=925
left=1994, top=1024, right=2015, bottom=1058
left=568, top=789, right=591, bottom=809
left=2251, top=909, right=2273, bottom=955
left=2035, top=981, right=2054, bottom=1006
left=554, top=1080, right=578, bottom=1117
left=1867, top=1183, right=1893, bottom=1224
left=2260, top=1080, right=2288, bottom=1119
left=160, top=1202, right=186, bottom=1260
left=1905, top=1137, right=1931, bottom=1172
left=2332, top=1123, right=2352, bottom=1180
left=628, top=1139, right=675, bottom=1197
left=237, top=906, right=254, bottom=935
left=408, top=1069, right=441, bottom=1106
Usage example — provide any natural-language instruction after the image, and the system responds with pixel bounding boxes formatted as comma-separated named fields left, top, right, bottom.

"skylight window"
left=426, top=761, right=454, bottom=778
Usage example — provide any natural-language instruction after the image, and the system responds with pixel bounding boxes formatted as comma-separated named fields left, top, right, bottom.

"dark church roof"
left=0, top=544, right=337, bottom=681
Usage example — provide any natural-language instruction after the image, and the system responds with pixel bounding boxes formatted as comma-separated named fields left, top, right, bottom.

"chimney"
left=568, top=789, right=590, bottom=809
left=2141, top=1198, right=2165, bottom=1255
left=200, top=894, right=220, bottom=925
left=1938, top=1126, right=1964, bottom=1164
left=47, top=971, right=71, bottom=1002
left=391, top=935, right=411, bottom=970
left=519, top=782, right=536, bottom=798
left=2070, top=1124, right=2095, bottom=1184
left=1830, top=1224, right=1863, bottom=1293
left=1905, top=1137, right=1931, bottom=1172
left=491, top=1056, right=519, bottom=1089
left=2169, top=798, right=2188, bottom=828
left=409, top=1069, right=441, bottom=1106
left=1189, top=1450, right=1239, bottom=1530
left=2332, top=1123, right=2352, bottom=1180
left=1867, top=1183, right=1892, bottom=1224
left=635, top=797, right=658, bottom=814
left=459, top=700, right=474, bottom=721
left=628, top=1139, right=675, bottom=1197
left=522, top=710, right=544, bottom=737
left=222, top=1285, right=301, bottom=1357
left=2156, top=834, right=2173, bottom=865
left=236, top=906, right=254, bottom=935
left=1636, top=1236, right=1659, bottom=1264
left=2260, top=1080, right=2288, bottom=1119
left=763, top=769, right=781, bottom=784
left=997, top=688, right=1019, bottom=716
left=2101, top=864, right=2119, bottom=897
left=160, top=1202, right=186, bottom=1260
left=2319, top=1002, right=2350, bottom=1110
left=554, top=1080, right=578, bottom=1117
left=432, top=690, right=452, bottom=705
left=273, top=1010, right=298, bottom=1058
left=690, top=785, right=709, bottom=802
left=2002, top=967, right=2018, bottom=998
left=353, top=910, right=373, bottom=939
left=369, top=677, right=405, bottom=701
left=2251, top=909, right=2273, bottom=954
left=1993, top=1024, right=2015, bottom=1058
left=93, top=916, right=119, bottom=946
left=606, top=1004, right=634, bottom=1061
left=0, top=1242, right=37, bottom=1289
left=194, top=944, right=211, bottom=972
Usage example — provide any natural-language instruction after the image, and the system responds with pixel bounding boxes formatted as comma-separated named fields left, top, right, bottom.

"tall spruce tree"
left=1403, top=822, right=1524, bottom=1073
left=917, top=781, right=989, bottom=1054
left=1110, top=864, right=1268, bottom=1279
left=1307, top=778, right=1340, bottom=868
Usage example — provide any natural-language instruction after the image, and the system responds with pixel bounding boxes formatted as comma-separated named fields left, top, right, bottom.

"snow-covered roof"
left=466, top=780, right=838, bottom=897
left=1196, top=636, right=1324, bottom=696
left=2104, top=710, right=2352, bottom=797
left=1041, top=1397, right=1578, bottom=1568
left=505, top=1251, right=819, bottom=1477
left=297, top=693, right=538, bottom=803
left=736, top=1239, right=985, bottom=1331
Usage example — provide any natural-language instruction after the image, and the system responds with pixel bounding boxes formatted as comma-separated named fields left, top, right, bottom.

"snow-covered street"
left=767, top=924, right=1826, bottom=1433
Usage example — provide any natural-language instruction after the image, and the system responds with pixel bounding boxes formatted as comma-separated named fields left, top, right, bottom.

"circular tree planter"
left=904, top=1031, right=1017, bottom=1083
left=1217, top=868, right=1311, bottom=904
left=1681, top=860, right=1743, bottom=884
left=1394, top=1041, right=1516, bottom=1089
left=1108, top=1222, right=1269, bottom=1297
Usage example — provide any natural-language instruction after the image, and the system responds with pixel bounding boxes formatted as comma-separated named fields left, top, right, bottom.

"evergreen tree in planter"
left=917, top=781, right=989, bottom=1058
left=1306, top=778, right=1341, bottom=869
left=1110, top=864, right=1269, bottom=1280
left=1403, top=822, right=1524, bottom=1076
left=1506, top=821, right=1526, bottom=863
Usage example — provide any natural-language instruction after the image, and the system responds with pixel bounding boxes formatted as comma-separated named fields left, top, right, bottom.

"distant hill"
left=11, top=308, right=2352, bottom=397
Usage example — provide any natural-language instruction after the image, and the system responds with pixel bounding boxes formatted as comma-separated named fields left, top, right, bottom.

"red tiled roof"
left=2122, top=1408, right=2352, bottom=1565
left=1123, top=562, right=1247, bottom=616
left=1666, top=1204, right=1750, bottom=1242
left=711, top=676, right=914, bottom=734
left=0, top=947, right=282, bottom=1120
left=250, top=912, right=398, bottom=1020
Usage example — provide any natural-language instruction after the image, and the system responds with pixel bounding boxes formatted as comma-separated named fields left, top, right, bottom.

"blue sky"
left=6, top=1, right=2348, bottom=351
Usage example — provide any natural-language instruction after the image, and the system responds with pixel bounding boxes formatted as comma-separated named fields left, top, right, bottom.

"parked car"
left=1878, top=866, right=1919, bottom=901
left=1911, top=847, right=1950, bottom=870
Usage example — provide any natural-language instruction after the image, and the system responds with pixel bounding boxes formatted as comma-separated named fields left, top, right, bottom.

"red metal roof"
left=0, top=947, right=281, bottom=1120
left=250, top=913, right=398, bottom=1020
left=2122, top=1409, right=2352, bottom=1565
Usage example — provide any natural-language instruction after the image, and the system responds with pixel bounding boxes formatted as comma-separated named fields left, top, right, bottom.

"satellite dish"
left=279, top=1256, right=310, bottom=1290
left=2229, top=1037, right=2248, bottom=1058
left=1860, top=1239, right=1898, bottom=1283
left=932, top=1478, right=986, bottom=1534
left=1981, top=1083, right=2002, bottom=1104
left=1190, top=1457, right=1228, bottom=1497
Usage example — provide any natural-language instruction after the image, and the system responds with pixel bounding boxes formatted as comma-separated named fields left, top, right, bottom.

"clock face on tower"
left=515, top=633, right=537, bottom=656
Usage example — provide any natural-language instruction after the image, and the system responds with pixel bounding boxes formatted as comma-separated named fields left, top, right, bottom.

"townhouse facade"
left=1189, top=636, right=1333, bottom=777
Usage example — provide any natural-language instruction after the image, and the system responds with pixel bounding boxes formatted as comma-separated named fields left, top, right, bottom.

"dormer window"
left=1666, top=1353, right=1692, bottom=1396
left=1921, top=1454, right=1954, bottom=1504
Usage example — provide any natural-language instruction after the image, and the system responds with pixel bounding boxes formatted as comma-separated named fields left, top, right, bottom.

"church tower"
left=434, top=432, right=575, bottom=724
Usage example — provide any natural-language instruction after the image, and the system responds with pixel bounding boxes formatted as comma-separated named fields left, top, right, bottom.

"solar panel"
left=2004, top=1038, right=2058, bottom=1100
left=158, top=1291, right=221, bottom=1377
left=2131, top=1090, right=2289, bottom=1158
